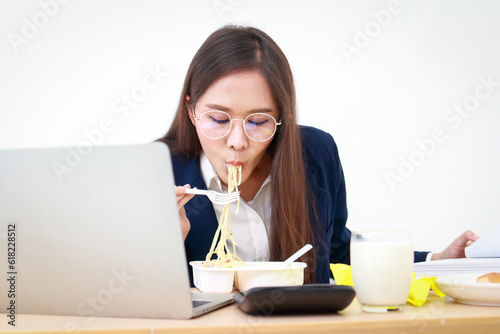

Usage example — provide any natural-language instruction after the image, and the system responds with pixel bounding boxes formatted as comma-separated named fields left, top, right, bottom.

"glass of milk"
left=350, top=231, right=413, bottom=313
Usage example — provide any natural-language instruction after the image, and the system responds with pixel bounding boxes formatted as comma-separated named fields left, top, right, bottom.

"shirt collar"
left=200, top=153, right=222, bottom=191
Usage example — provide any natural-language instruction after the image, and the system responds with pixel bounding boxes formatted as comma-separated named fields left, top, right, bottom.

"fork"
left=184, top=188, right=240, bottom=205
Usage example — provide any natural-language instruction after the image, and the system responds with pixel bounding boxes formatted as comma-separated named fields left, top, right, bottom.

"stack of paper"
left=414, top=258, right=500, bottom=278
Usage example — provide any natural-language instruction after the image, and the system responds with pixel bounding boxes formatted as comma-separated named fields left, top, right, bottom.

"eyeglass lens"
left=198, top=111, right=277, bottom=141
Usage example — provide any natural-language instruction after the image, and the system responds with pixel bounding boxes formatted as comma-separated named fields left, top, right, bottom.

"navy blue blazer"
left=170, top=126, right=428, bottom=284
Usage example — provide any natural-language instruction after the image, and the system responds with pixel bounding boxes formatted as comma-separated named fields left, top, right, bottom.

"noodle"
left=203, top=164, right=244, bottom=268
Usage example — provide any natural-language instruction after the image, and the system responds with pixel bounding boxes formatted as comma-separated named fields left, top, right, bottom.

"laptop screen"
left=0, top=143, right=198, bottom=319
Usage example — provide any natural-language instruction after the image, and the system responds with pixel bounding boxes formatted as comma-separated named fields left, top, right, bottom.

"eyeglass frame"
left=191, top=108, right=282, bottom=142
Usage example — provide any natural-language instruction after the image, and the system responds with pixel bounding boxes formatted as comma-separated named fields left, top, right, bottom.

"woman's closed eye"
left=247, top=119, right=269, bottom=126
left=209, top=115, right=230, bottom=124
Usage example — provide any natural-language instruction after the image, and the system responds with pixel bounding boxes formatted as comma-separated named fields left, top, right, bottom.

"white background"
left=1, top=0, right=499, bottom=252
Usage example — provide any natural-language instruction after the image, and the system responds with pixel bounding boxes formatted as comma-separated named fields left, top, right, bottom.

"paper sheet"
left=465, top=224, right=500, bottom=258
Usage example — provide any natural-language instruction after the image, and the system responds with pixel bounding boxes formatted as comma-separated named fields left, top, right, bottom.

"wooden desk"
left=2, top=296, right=500, bottom=334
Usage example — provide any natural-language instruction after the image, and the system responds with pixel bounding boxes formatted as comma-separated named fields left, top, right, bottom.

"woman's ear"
left=186, top=95, right=195, bottom=126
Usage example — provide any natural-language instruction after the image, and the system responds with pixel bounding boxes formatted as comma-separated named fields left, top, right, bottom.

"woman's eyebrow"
left=205, top=103, right=274, bottom=114
left=247, top=108, right=274, bottom=114
left=205, top=103, right=230, bottom=111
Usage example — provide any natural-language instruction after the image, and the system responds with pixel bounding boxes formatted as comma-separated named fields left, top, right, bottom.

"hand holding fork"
left=175, top=185, right=240, bottom=241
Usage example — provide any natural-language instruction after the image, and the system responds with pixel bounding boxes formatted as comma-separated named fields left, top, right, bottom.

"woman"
left=158, top=25, right=478, bottom=284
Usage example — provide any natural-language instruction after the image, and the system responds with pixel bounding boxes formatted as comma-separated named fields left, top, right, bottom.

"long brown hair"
left=158, top=25, right=316, bottom=283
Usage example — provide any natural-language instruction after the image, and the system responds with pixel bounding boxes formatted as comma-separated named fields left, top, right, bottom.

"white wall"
left=1, top=0, right=499, bottom=252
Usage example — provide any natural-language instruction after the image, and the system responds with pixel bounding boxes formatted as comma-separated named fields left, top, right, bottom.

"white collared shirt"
left=200, top=153, right=271, bottom=262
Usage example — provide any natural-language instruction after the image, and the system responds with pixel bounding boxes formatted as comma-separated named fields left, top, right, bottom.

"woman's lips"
left=227, top=161, right=244, bottom=167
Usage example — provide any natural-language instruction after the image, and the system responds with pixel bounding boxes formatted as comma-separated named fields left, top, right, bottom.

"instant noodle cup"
left=234, top=261, right=307, bottom=291
left=190, top=261, right=236, bottom=293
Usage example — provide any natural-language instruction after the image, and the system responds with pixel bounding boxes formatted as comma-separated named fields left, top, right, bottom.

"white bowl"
left=234, top=262, right=307, bottom=291
left=435, top=273, right=500, bottom=306
left=189, top=261, right=236, bottom=293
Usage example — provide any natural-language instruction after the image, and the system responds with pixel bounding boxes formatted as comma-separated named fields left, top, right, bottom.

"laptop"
left=0, top=143, right=233, bottom=319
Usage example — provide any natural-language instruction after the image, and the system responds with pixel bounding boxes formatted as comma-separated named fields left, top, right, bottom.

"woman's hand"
left=175, top=184, right=195, bottom=241
left=431, top=230, right=479, bottom=260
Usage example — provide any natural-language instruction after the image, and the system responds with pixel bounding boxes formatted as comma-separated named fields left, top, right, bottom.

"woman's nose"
left=226, top=120, right=248, bottom=150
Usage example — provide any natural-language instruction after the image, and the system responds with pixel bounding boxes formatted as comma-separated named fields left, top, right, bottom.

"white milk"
left=351, top=241, right=413, bottom=307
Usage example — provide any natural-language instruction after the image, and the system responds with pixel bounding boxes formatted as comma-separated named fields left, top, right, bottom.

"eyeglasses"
left=192, top=109, right=281, bottom=142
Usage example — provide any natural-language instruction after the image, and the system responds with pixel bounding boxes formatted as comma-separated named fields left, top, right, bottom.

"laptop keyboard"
left=192, top=299, right=211, bottom=308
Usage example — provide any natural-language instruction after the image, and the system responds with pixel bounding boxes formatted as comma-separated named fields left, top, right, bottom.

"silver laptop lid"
left=0, top=143, right=195, bottom=319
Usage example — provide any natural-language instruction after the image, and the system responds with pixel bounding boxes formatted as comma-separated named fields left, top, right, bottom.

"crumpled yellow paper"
left=330, top=263, right=353, bottom=286
left=330, top=264, right=445, bottom=307
left=407, top=273, right=446, bottom=306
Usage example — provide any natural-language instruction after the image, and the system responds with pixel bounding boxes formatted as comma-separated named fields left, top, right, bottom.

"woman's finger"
left=175, top=184, right=195, bottom=209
